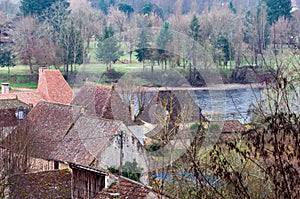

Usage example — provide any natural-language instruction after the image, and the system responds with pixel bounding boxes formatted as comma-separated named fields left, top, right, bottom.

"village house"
left=95, top=175, right=171, bottom=199
left=0, top=98, right=30, bottom=141
left=71, top=82, right=134, bottom=126
left=9, top=164, right=171, bottom=199
left=1, top=100, right=149, bottom=182
left=205, top=119, right=247, bottom=144
left=134, top=89, right=206, bottom=145
left=0, top=68, right=74, bottom=106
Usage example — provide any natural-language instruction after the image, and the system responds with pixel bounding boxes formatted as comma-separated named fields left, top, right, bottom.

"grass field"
left=0, top=60, right=152, bottom=88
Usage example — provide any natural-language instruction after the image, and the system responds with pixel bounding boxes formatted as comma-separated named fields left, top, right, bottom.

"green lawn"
left=0, top=65, right=33, bottom=75
left=0, top=67, right=38, bottom=89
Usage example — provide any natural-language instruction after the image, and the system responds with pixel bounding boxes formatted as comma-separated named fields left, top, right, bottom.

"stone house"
left=1, top=101, right=148, bottom=182
left=72, top=82, right=134, bottom=126
left=0, top=98, right=30, bottom=140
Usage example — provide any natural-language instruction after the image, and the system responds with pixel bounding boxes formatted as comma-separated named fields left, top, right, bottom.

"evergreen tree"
left=141, top=2, right=164, bottom=19
left=135, top=28, right=150, bottom=69
left=98, top=0, right=115, bottom=15
left=96, top=26, right=121, bottom=70
left=156, top=22, right=173, bottom=68
left=141, top=2, right=152, bottom=15
left=188, top=15, right=201, bottom=80
left=0, top=44, right=15, bottom=74
left=229, top=1, right=237, bottom=14
left=118, top=3, right=134, bottom=17
left=189, top=15, right=201, bottom=42
left=243, top=10, right=255, bottom=44
left=98, top=0, right=108, bottom=15
left=214, top=35, right=233, bottom=66
left=20, top=0, right=67, bottom=17
left=264, top=0, right=292, bottom=24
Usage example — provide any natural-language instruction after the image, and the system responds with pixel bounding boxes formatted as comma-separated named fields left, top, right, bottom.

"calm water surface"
left=194, top=88, right=263, bottom=123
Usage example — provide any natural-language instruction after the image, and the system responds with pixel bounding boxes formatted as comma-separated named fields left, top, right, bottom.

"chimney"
left=130, top=100, right=135, bottom=121
left=1, top=83, right=9, bottom=94
left=38, top=67, right=47, bottom=78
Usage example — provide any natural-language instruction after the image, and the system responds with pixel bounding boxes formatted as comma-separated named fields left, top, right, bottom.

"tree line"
left=0, top=0, right=298, bottom=77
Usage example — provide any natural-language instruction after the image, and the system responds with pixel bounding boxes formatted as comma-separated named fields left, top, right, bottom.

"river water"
left=194, top=88, right=263, bottom=123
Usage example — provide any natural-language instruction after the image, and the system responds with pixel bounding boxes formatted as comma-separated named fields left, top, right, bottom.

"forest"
left=0, top=0, right=299, bottom=80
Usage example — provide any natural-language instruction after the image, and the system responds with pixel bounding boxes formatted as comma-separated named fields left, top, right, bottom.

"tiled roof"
left=52, top=116, right=122, bottom=166
left=10, top=169, right=71, bottom=199
left=72, top=83, right=134, bottom=125
left=1, top=101, right=128, bottom=167
left=0, top=69, right=73, bottom=106
left=0, top=99, right=30, bottom=127
left=94, top=176, right=154, bottom=199
left=0, top=93, right=16, bottom=100
left=38, top=69, right=74, bottom=104
left=138, top=90, right=205, bottom=124
left=209, top=120, right=246, bottom=143
left=214, top=120, right=246, bottom=133
left=1, top=101, right=82, bottom=159
left=0, top=92, right=44, bottom=106
left=0, top=98, right=29, bottom=110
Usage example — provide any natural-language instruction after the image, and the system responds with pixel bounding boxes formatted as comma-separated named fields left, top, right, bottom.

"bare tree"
left=12, top=16, right=62, bottom=73
left=12, top=16, right=37, bottom=73
left=70, top=0, right=104, bottom=61
left=108, top=7, right=126, bottom=33
left=270, top=16, right=292, bottom=53
left=123, top=13, right=139, bottom=64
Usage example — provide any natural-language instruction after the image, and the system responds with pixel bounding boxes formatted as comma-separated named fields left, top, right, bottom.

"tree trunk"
left=29, top=58, right=33, bottom=74
left=86, top=38, right=91, bottom=53
left=129, top=51, right=132, bottom=64
left=189, top=63, right=192, bottom=83
left=151, top=60, right=154, bottom=74
left=66, top=64, right=69, bottom=77
left=142, top=61, right=145, bottom=71
left=164, top=60, right=167, bottom=71
left=236, top=49, right=241, bottom=69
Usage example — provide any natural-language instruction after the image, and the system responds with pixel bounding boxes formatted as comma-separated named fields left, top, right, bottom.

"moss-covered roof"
left=10, top=169, right=72, bottom=199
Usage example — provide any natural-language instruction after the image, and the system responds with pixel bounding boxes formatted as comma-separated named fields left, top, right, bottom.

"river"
left=194, top=88, right=263, bottom=123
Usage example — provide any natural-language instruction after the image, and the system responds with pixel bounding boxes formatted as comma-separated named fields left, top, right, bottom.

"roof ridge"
left=118, top=175, right=153, bottom=190
left=37, top=100, right=81, bottom=108
left=0, top=91, right=40, bottom=95
left=100, top=85, right=113, bottom=118
left=38, top=70, right=49, bottom=100
left=79, top=114, right=123, bottom=124
left=85, top=81, right=112, bottom=88
left=0, top=97, right=18, bottom=101
left=14, top=169, right=70, bottom=176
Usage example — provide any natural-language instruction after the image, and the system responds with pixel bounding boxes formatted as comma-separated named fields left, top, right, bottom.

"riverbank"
left=11, top=83, right=265, bottom=93
left=144, top=83, right=266, bottom=91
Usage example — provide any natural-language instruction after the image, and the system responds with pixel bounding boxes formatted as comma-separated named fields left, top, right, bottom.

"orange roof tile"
left=0, top=93, right=17, bottom=100
left=72, top=83, right=134, bottom=125
left=0, top=92, right=44, bottom=106
left=94, top=176, right=172, bottom=199
left=38, top=70, right=74, bottom=104
left=1, top=70, right=73, bottom=106
left=213, top=120, right=246, bottom=133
